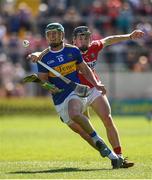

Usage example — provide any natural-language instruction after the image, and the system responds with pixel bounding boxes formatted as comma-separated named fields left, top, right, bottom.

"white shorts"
left=54, top=87, right=101, bottom=125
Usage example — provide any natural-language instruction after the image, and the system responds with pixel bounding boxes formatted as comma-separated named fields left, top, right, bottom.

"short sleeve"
left=74, top=47, right=84, bottom=64
left=91, top=40, right=103, bottom=52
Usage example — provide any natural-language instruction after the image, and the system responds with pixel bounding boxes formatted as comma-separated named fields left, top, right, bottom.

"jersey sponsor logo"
left=87, top=60, right=97, bottom=69
left=49, top=60, right=77, bottom=77
left=47, top=60, right=55, bottom=64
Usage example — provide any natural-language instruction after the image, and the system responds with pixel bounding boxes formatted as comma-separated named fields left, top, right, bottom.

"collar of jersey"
left=49, top=45, right=65, bottom=53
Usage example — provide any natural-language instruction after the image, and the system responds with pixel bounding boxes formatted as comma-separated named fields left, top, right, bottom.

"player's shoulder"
left=38, top=48, right=50, bottom=60
left=65, top=43, right=78, bottom=49
left=64, top=43, right=80, bottom=53
left=89, top=40, right=103, bottom=52
left=90, top=40, right=103, bottom=47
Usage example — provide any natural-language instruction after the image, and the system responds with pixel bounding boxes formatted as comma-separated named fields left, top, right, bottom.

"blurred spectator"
left=63, top=6, right=84, bottom=41
left=5, top=33, right=21, bottom=64
left=116, top=2, right=134, bottom=33
left=17, top=2, right=33, bottom=31
left=133, top=55, right=150, bottom=72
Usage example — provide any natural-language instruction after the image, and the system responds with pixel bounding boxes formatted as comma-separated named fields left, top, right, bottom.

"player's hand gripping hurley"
left=22, top=74, right=63, bottom=93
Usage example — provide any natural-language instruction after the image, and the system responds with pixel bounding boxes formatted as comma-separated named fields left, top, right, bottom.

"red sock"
left=114, top=146, right=122, bottom=155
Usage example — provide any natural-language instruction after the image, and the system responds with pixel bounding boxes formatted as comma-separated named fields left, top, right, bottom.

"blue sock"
left=89, top=131, right=97, bottom=137
left=89, top=131, right=101, bottom=143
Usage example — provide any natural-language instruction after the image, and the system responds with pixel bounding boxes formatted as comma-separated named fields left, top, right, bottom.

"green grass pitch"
left=0, top=115, right=152, bottom=179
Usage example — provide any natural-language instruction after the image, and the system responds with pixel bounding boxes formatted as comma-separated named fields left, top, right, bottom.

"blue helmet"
left=45, top=23, right=64, bottom=33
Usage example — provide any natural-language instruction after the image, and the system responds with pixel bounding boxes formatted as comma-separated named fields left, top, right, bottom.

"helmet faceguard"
left=45, top=23, right=64, bottom=34
left=72, top=26, right=91, bottom=37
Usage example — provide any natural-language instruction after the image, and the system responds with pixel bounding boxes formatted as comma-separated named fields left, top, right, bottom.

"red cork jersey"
left=78, top=40, right=103, bottom=87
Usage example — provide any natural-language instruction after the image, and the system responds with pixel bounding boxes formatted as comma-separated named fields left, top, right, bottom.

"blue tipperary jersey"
left=37, top=44, right=83, bottom=105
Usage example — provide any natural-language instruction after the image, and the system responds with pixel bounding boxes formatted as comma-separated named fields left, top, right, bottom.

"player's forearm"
left=81, top=66, right=99, bottom=87
left=103, top=34, right=131, bottom=46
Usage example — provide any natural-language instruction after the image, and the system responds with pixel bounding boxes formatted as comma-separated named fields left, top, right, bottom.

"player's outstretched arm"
left=102, top=30, right=144, bottom=47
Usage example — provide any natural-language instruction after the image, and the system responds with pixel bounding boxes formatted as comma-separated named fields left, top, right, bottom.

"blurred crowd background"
left=0, top=0, right=152, bottom=98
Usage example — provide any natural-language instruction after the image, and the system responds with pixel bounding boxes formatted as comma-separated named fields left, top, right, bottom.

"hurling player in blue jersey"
left=29, top=22, right=124, bottom=169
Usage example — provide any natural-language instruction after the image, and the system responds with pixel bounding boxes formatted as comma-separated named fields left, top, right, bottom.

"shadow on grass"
left=8, top=167, right=112, bottom=174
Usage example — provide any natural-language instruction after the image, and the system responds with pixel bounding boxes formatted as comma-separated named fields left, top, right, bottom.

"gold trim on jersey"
left=49, top=60, right=77, bottom=77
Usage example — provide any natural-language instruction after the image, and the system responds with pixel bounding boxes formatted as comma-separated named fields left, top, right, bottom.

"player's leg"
left=90, top=94, right=134, bottom=168
left=68, top=121, right=98, bottom=150
left=55, top=93, right=123, bottom=168
left=67, top=98, right=123, bottom=168
left=68, top=108, right=121, bottom=158
left=68, top=120, right=122, bottom=168
left=68, top=98, right=98, bottom=134
left=62, top=105, right=96, bottom=149
left=83, top=108, right=90, bottom=118
left=90, top=94, right=121, bottom=153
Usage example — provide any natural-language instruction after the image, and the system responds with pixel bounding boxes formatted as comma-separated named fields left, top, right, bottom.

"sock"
left=108, top=151, right=119, bottom=160
left=89, top=131, right=101, bottom=144
left=90, top=131, right=118, bottom=160
left=114, top=146, right=123, bottom=158
left=117, top=154, right=123, bottom=159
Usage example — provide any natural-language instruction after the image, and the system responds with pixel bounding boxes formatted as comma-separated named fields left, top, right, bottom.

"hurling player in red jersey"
left=71, top=26, right=144, bottom=168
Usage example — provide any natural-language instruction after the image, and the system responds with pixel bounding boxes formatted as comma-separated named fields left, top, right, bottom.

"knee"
left=69, top=111, right=82, bottom=122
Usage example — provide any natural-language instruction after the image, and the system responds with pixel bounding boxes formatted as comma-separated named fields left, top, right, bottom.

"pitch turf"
left=0, top=115, right=152, bottom=179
